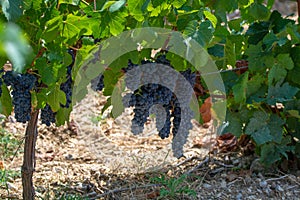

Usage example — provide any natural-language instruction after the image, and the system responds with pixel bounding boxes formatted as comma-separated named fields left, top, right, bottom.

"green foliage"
left=0, top=129, right=22, bottom=159
left=0, top=127, right=22, bottom=193
left=151, top=174, right=196, bottom=199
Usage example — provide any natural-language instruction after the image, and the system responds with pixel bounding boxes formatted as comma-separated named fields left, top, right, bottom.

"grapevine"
left=0, top=0, right=299, bottom=199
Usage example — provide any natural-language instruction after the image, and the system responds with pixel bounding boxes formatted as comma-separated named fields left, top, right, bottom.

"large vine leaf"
left=267, top=80, right=300, bottom=105
left=260, top=137, right=294, bottom=166
left=287, top=46, right=300, bottom=85
left=248, top=2, right=270, bottom=21
left=48, top=85, right=67, bottom=112
left=247, top=74, right=264, bottom=97
left=232, top=71, right=248, bottom=104
left=246, top=22, right=270, bottom=45
left=222, top=111, right=243, bottom=137
left=56, top=107, right=72, bottom=126
left=268, top=64, right=287, bottom=86
left=35, top=58, right=57, bottom=86
left=62, top=15, right=93, bottom=43
left=127, top=0, right=145, bottom=22
left=245, top=111, right=273, bottom=145
left=183, top=20, right=214, bottom=47
left=268, top=114, right=284, bottom=143
left=244, top=43, right=270, bottom=72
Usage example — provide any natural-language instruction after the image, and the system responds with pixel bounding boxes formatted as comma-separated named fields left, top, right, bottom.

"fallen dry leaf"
left=200, top=97, right=212, bottom=123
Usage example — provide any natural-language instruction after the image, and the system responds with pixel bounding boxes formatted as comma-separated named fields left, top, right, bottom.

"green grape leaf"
left=244, top=43, right=268, bottom=72
left=55, top=107, right=72, bottom=126
left=260, top=143, right=282, bottom=166
left=0, top=84, right=12, bottom=117
left=108, top=11, right=127, bottom=36
left=173, top=0, right=186, bottom=8
left=109, top=0, right=126, bottom=12
left=262, top=31, right=278, bottom=51
left=246, top=22, right=270, bottom=45
left=203, top=10, right=217, bottom=28
left=228, top=18, right=243, bottom=32
left=269, top=10, right=293, bottom=34
left=60, top=0, right=80, bottom=6
left=151, top=0, right=164, bottom=7
left=43, top=15, right=63, bottom=42
left=103, top=70, right=122, bottom=96
left=247, top=74, right=264, bottom=97
left=111, top=81, right=125, bottom=119
left=167, top=53, right=186, bottom=71
left=184, top=20, right=214, bottom=47
left=225, top=37, right=236, bottom=67
left=276, top=54, right=294, bottom=70
left=101, top=97, right=112, bottom=115
left=268, top=114, right=284, bottom=143
left=1, top=0, right=23, bottom=21
left=248, top=3, right=270, bottom=20
left=286, top=23, right=300, bottom=45
left=207, top=44, right=224, bottom=58
left=127, top=0, right=145, bottom=21
left=222, top=111, right=243, bottom=137
left=221, top=71, right=238, bottom=93
left=227, top=35, right=245, bottom=57
left=284, top=99, right=300, bottom=111
left=260, top=137, right=294, bottom=166
left=268, top=64, right=287, bottom=86
left=267, top=80, right=300, bottom=105
left=245, top=111, right=273, bottom=145
left=35, top=58, right=56, bottom=86
left=62, top=15, right=93, bottom=43
left=48, top=85, right=67, bottom=112
left=232, top=71, right=248, bottom=104
left=100, top=1, right=116, bottom=11
left=287, top=46, right=300, bottom=85
left=214, top=0, right=237, bottom=13
left=266, top=0, right=275, bottom=9
left=287, top=110, right=300, bottom=119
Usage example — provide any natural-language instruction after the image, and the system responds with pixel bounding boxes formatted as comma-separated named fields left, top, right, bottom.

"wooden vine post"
left=21, top=110, right=39, bottom=200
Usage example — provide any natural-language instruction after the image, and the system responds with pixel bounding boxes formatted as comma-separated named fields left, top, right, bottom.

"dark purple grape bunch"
left=2, top=71, right=36, bottom=123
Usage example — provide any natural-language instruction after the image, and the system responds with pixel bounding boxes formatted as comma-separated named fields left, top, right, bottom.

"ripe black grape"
left=41, top=104, right=56, bottom=126
left=2, top=71, right=36, bottom=123
left=60, top=49, right=75, bottom=108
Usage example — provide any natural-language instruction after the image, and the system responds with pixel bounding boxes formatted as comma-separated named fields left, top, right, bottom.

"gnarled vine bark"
left=21, top=110, right=39, bottom=200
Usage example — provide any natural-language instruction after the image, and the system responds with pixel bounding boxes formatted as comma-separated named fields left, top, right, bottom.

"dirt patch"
left=1, top=91, right=300, bottom=200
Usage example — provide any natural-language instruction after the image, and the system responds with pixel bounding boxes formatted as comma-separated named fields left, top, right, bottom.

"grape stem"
left=21, top=110, right=39, bottom=200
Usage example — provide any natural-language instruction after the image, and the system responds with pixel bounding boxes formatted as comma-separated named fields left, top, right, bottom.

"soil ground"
left=1, top=90, right=300, bottom=200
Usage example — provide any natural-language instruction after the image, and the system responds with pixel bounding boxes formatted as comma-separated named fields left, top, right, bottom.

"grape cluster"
left=2, top=71, right=36, bottom=123
left=122, top=55, right=196, bottom=145
left=41, top=104, right=56, bottom=126
left=60, top=49, right=75, bottom=108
